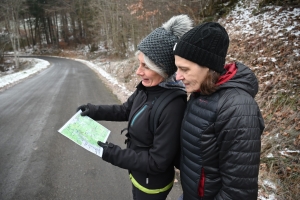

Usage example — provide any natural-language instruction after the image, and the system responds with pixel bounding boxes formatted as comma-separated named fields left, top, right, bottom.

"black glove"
left=97, top=141, right=110, bottom=157
left=97, top=141, right=109, bottom=150
left=77, top=104, right=93, bottom=117
left=97, top=141, right=119, bottom=164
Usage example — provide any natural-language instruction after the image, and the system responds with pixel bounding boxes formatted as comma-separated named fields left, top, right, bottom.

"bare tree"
left=0, top=0, right=235, bottom=59
left=0, top=0, right=24, bottom=68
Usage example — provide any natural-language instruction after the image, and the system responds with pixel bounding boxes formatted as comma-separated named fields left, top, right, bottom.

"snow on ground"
left=74, top=58, right=133, bottom=103
left=220, top=1, right=300, bottom=38
left=0, top=57, right=131, bottom=103
left=0, top=58, right=50, bottom=91
left=218, top=1, right=299, bottom=199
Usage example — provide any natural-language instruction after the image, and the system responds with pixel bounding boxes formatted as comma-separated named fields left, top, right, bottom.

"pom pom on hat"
left=174, top=22, right=229, bottom=73
left=138, top=15, right=193, bottom=77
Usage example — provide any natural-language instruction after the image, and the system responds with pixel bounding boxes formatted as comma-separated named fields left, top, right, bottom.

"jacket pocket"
left=198, top=167, right=205, bottom=197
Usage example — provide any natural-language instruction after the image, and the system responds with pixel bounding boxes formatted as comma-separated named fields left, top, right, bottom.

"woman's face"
left=136, top=52, right=164, bottom=87
left=175, top=55, right=209, bottom=93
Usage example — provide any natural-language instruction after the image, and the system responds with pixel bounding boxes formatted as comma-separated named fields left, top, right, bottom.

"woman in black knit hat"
left=77, top=15, right=192, bottom=200
left=173, top=22, right=265, bottom=200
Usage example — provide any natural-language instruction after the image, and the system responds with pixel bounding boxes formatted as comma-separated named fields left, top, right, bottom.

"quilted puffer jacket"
left=180, top=62, right=265, bottom=200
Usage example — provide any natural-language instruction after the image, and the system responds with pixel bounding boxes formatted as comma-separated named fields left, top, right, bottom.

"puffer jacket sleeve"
left=90, top=89, right=138, bottom=121
left=214, top=88, right=264, bottom=200
left=102, top=96, right=186, bottom=174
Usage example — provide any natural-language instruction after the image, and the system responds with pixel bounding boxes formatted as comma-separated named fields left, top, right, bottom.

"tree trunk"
left=61, top=12, right=69, bottom=43
left=42, top=17, right=50, bottom=45
left=47, top=17, right=54, bottom=45
left=35, top=18, right=40, bottom=46
left=22, top=17, right=31, bottom=48
left=70, top=13, right=78, bottom=44
left=54, top=12, right=60, bottom=47
left=78, top=19, right=83, bottom=40
left=4, top=1, right=21, bottom=69
left=28, top=18, right=36, bottom=46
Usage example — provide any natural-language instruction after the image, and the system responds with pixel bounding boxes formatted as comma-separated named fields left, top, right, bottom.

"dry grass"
left=224, top=6, right=300, bottom=198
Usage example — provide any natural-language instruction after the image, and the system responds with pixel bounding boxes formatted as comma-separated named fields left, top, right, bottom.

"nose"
left=136, top=65, right=144, bottom=76
left=175, top=70, right=183, bottom=81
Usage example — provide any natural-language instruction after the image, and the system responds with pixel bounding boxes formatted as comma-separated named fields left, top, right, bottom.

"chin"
left=142, top=82, right=150, bottom=87
left=185, top=87, right=193, bottom=93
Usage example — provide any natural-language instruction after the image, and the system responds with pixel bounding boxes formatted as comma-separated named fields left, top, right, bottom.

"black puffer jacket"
left=180, top=62, right=265, bottom=200
left=89, top=82, right=186, bottom=190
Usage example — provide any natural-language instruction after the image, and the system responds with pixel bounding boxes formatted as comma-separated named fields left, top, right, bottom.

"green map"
left=58, top=110, right=110, bottom=157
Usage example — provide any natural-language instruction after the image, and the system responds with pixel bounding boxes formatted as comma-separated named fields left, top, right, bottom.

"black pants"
left=132, top=184, right=172, bottom=200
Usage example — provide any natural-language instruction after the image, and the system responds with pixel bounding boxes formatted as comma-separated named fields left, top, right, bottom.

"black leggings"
left=132, top=184, right=172, bottom=200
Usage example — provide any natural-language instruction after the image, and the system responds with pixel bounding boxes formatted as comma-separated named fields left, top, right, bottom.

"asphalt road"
left=0, top=56, right=182, bottom=200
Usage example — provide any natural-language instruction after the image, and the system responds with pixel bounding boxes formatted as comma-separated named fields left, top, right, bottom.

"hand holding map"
left=58, top=110, right=111, bottom=157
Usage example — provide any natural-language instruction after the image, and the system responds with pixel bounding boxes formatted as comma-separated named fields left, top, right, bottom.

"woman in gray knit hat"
left=77, top=15, right=192, bottom=200
left=174, top=22, right=265, bottom=200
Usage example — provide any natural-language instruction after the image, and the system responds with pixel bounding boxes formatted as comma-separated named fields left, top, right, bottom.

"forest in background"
left=0, top=0, right=239, bottom=59
left=1, top=0, right=300, bottom=199
left=1, top=0, right=260, bottom=64
left=0, top=0, right=299, bottom=60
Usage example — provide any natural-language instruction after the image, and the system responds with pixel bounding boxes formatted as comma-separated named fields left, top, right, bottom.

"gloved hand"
left=97, top=141, right=110, bottom=157
left=97, top=141, right=109, bottom=150
left=97, top=141, right=120, bottom=165
left=76, top=103, right=91, bottom=117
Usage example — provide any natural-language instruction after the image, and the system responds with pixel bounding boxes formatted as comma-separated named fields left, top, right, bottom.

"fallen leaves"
left=294, top=134, right=300, bottom=146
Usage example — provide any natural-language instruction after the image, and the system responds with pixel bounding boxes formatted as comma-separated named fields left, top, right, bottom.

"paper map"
left=58, top=110, right=110, bottom=157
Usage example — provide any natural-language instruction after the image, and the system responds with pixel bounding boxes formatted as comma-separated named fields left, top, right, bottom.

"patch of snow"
left=266, top=153, right=273, bottom=158
left=0, top=58, right=50, bottom=90
left=263, top=180, right=277, bottom=190
left=74, top=58, right=133, bottom=103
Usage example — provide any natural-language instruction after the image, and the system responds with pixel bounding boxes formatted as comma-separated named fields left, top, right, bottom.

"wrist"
left=87, top=103, right=96, bottom=118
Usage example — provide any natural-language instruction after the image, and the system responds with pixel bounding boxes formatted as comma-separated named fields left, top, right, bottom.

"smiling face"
left=136, top=52, right=164, bottom=87
left=175, top=55, right=209, bottom=93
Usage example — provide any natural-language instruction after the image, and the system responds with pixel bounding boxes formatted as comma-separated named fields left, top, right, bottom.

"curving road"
left=0, top=56, right=182, bottom=200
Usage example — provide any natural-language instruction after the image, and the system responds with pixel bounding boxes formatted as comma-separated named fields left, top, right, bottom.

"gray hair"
left=135, top=50, right=168, bottom=79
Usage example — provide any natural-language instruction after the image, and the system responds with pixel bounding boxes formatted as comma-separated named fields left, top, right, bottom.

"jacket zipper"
left=130, top=105, right=148, bottom=126
left=181, top=95, right=194, bottom=163
left=184, top=95, right=194, bottom=119
left=131, top=104, right=149, bottom=184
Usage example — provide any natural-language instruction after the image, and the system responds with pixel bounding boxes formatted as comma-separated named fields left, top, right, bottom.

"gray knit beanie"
left=173, top=22, right=229, bottom=73
left=138, top=15, right=193, bottom=77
